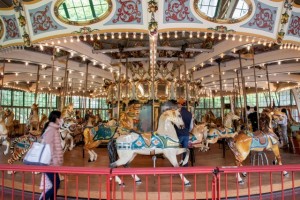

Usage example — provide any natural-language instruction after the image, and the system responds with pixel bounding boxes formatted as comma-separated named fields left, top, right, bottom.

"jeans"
left=178, top=135, right=189, bottom=167
left=39, top=172, right=60, bottom=200
left=280, top=125, right=288, bottom=146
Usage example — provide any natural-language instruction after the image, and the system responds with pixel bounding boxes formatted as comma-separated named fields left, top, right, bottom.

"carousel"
left=1, top=0, right=300, bottom=199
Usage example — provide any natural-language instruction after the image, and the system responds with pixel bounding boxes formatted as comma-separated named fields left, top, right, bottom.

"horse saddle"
left=141, top=132, right=152, bottom=147
left=252, top=131, right=267, bottom=145
left=217, top=127, right=226, bottom=134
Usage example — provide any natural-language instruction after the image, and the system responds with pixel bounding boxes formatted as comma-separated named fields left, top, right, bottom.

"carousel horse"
left=4, top=109, right=15, bottom=137
left=202, top=110, right=217, bottom=127
left=60, top=118, right=78, bottom=152
left=189, top=123, right=209, bottom=151
left=204, top=112, right=240, bottom=150
left=83, top=114, right=119, bottom=162
left=0, top=108, right=10, bottom=155
left=27, top=103, right=39, bottom=132
left=8, top=134, right=37, bottom=165
left=110, top=109, right=191, bottom=186
left=61, top=103, right=75, bottom=120
left=227, top=112, right=288, bottom=184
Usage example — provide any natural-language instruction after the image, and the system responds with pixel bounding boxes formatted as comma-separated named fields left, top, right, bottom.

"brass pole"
left=217, top=60, right=224, bottom=124
left=252, top=46, right=260, bottom=129
left=34, top=65, right=40, bottom=104
left=62, top=57, right=69, bottom=108
left=184, top=55, right=189, bottom=110
left=238, top=52, right=248, bottom=127
left=236, top=70, right=242, bottom=111
left=0, top=60, right=6, bottom=104
left=117, top=65, right=121, bottom=120
left=265, top=64, right=272, bottom=108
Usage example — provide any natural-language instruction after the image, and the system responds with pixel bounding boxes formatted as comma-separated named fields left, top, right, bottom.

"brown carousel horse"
left=83, top=104, right=140, bottom=162
left=0, top=108, right=9, bottom=155
left=227, top=111, right=289, bottom=184
left=83, top=113, right=118, bottom=162
left=27, top=103, right=39, bottom=132
left=3, top=109, right=14, bottom=137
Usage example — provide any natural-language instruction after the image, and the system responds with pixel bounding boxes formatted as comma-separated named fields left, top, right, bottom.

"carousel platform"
left=1, top=140, right=300, bottom=200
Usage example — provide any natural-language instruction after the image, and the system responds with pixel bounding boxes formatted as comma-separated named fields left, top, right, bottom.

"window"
left=24, top=92, right=35, bottom=107
left=13, top=91, right=24, bottom=106
left=232, top=0, right=249, bottom=19
left=57, top=0, right=110, bottom=22
left=1, top=90, right=11, bottom=106
left=197, top=0, right=249, bottom=19
left=197, top=0, right=218, bottom=18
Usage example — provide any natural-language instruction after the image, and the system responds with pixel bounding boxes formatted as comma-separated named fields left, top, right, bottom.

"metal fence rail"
left=1, top=164, right=300, bottom=200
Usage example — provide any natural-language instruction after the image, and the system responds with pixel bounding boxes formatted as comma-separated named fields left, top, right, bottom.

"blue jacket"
left=174, top=107, right=192, bottom=136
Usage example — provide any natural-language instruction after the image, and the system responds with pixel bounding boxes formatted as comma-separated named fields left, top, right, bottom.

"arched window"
left=55, top=0, right=111, bottom=25
left=196, top=0, right=250, bottom=20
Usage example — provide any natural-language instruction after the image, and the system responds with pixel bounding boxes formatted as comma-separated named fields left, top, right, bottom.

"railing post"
left=212, top=167, right=222, bottom=200
left=106, top=170, right=111, bottom=200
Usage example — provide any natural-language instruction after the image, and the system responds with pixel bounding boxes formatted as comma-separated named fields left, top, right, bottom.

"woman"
left=39, top=111, right=64, bottom=200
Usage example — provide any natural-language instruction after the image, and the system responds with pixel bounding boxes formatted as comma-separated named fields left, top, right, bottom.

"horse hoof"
left=238, top=180, right=244, bottom=185
left=242, top=172, right=247, bottom=177
left=184, top=182, right=191, bottom=187
left=136, top=180, right=142, bottom=185
left=110, top=163, right=117, bottom=168
left=88, top=159, right=92, bottom=162
left=283, top=171, right=289, bottom=177
left=119, top=183, right=125, bottom=187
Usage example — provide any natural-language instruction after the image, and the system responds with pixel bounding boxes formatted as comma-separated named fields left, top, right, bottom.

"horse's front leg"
left=2, top=138, right=9, bottom=155
left=272, top=144, right=289, bottom=177
left=67, top=133, right=75, bottom=151
left=163, top=149, right=191, bottom=187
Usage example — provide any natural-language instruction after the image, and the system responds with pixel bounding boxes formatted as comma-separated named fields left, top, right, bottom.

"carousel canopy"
left=0, top=0, right=299, bottom=101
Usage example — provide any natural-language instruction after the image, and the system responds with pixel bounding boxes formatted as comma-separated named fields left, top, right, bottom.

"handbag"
left=23, top=142, right=51, bottom=165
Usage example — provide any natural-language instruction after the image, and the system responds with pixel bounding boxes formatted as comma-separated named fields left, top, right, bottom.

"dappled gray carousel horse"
left=109, top=109, right=192, bottom=187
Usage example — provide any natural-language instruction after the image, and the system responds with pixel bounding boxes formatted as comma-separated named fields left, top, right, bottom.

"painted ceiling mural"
left=29, top=2, right=66, bottom=35
left=0, top=0, right=298, bottom=47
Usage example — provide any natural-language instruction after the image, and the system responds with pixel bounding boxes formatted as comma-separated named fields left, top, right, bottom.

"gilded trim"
left=0, top=18, right=4, bottom=40
left=193, top=0, right=253, bottom=24
left=54, top=0, right=112, bottom=26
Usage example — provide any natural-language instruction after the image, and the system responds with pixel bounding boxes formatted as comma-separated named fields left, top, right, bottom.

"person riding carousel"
left=174, top=99, right=193, bottom=167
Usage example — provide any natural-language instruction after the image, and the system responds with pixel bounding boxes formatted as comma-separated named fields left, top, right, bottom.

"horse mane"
left=260, top=112, right=271, bottom=131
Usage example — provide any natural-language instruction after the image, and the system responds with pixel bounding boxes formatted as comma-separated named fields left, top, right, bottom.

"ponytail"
left=41, top=121, right=50, bottom=136
left=42, top=110, right=62, bottom=136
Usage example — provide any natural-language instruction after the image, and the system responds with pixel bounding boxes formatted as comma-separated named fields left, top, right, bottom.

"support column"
left=238, top=52, right=248, bottom=127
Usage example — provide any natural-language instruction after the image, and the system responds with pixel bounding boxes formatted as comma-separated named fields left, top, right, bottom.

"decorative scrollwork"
left=3, top=17, right=20, bottom=39
left=30, top=5, right=57, bottom=33
left=113, top=0, right=142, bottom=23
left=248, top=3, right=275, bottom=31
left=288, top=15, right=300, bottom=37
left=165, top=0, right=194, bottom=22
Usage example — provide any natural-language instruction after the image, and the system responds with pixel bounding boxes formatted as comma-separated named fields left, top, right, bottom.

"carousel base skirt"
left=1, top=141, right=300, bottom=199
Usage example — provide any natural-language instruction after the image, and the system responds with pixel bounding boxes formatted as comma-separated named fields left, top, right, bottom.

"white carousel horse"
left=189, top=123, right=209, bottom=151
left=204, top=112, right=240, bottom=150
left=60, top=118, right=78, bottom=152
left=0, top=108, right=9, bottom=155
left=110, top=109, right=191, bottom=186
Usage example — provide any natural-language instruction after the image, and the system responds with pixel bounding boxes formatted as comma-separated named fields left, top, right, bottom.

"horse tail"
left=226, top=138, right=244, bottom=162
left=107, top=139, right=118, bottom=165
left=181, top=148, right=190, bottom=166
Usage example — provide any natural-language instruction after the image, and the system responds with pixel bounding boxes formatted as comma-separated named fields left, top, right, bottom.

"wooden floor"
left=1, top=138, right=300, bottom=199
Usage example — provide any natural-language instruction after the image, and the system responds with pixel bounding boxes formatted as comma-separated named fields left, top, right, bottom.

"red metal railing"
left=0, top=164, right=300, bottom=200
